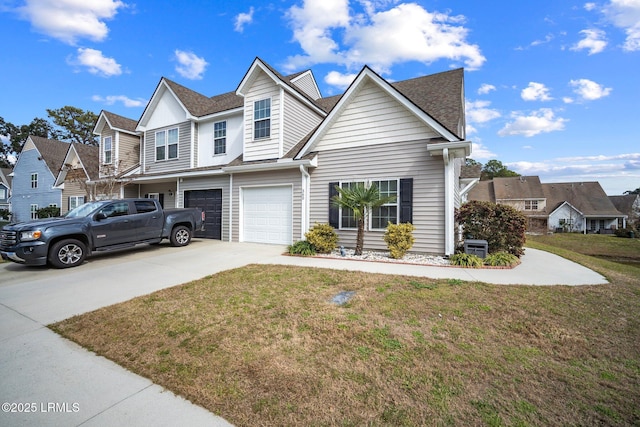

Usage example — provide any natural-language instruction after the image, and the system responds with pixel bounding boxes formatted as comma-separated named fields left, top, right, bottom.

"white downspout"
left=443, top=148, right=454, bottom=256
left=229, top=173, right=233, bottom=242
left=300, top=165, right=310, bottom=239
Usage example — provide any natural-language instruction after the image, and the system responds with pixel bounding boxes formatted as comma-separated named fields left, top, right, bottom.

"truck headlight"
left=20, top=230, right=42, bottom=241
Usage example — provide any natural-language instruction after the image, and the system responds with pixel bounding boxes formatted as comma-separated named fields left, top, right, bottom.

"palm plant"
left=332, top=182, right=396, bottom=255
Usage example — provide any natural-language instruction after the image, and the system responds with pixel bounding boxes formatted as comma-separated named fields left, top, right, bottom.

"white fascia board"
left=137, top=80, right=189, bottom=132
left=549, top=201, right=584, bottom=217
left=131, top=168, right=226, bottom=183
left=93, top=112, right=108, bottom=135
left=194, top=107, right=244, bottom=123
left=427, top=141, right=472, bottom=158
left=223, top=157, right=317, bottom=174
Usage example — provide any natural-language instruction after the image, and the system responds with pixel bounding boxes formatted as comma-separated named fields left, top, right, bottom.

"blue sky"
left=1, top=0, right=639, bottom=194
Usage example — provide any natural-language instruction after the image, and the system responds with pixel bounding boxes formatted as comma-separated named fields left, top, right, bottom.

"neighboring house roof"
left=28, top=136, right=70, bottom=177
left=467, top=180, right=495, bottom=202
left=542, top=182, right=624, bottom=217
left=72, top=143, right=100, bottom=180
left=0, top=167, right=12, bottom=189
left=609, top=194, right=639, bottom=214
left=493, top=176, right=544, bottom=200
left=460, top=164, right=481, bottom=179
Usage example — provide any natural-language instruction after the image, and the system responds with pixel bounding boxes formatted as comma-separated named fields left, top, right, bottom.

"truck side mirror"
left=95, top=212, right=108, bottom=221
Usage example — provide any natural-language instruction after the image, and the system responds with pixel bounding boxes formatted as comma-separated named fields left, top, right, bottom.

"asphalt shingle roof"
left=29, top=136, right=70, bottom=175
left=102, top=111, right=138, bottom=133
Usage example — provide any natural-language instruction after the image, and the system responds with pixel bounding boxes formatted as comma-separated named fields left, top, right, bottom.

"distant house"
left=54, top=143, right=100, bottom=214
left=0, top=167, right=11, bottom=217
left=10, top=136, right=69, bottom=222
left=609, top=194, right=640, bottom=229
left=468, top=176, right=626, bottom=233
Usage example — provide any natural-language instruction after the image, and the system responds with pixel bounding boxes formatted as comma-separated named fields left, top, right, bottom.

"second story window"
left=254, top=98, right=271, bottom=139
left=214, top=121, right=226, bottom=155
left=103, top=136, right=112, bottom=164
left=31, top=173, right=38, bottom=189
left=155, top=128, right=179, bottom=161
left=524, top=200, right=538, bottom=210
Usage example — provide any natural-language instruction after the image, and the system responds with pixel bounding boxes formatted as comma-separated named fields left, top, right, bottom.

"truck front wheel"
left=170, top=225, right=192, bottom=247
left=49, top=239, right=87, bottom=268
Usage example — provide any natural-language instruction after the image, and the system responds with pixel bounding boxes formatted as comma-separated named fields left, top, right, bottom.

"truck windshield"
left=65, top=201, right=110, bottom=218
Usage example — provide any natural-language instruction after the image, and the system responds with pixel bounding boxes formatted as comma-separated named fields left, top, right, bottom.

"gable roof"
left=27, top=136, right=70, bottom=176
left=72, top=143, right=100, bottom=181
left=467, top=180, right=495, bottom=202
left=493, top=176, right=544, bottom=200
left=95, top=110, right=139, bottom=135
left=542, top=182, right=624, bottom=217
left=0, top=167, right=11, bottom=189
left=609, top=194, right=639, bottom=216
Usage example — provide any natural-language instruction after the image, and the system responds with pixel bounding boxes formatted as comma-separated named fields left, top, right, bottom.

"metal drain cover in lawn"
left=331, top=291, right=356, bottom=305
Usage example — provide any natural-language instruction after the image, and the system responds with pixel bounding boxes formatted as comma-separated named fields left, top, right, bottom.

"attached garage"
left=241, top=186, right=292, bottom=244
left=184, top=189, right=222, bottom=239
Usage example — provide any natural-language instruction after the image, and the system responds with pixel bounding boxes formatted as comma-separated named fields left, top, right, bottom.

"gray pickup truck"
left=0, top=199, right=204, bottom=268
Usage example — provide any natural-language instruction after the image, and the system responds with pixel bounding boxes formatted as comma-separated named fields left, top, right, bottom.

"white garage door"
left=242, top=186, right=292, bottom=244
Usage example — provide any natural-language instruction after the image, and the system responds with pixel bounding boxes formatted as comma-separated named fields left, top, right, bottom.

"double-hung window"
left=253, top=98, right=271, bottom=139
left=30, top=204, right=38, bottom=220
left=340, top=181, right=365, bottom=229
left=214, top=121, right=226, bottom=155
left=31, top=173, right=38, bottom=189
left=155, top=128, right=178, bottom=161
left=69, top=196, right=85, bottom=211
left=524, top=200, right=538, bottom=210
left=370, top=179, right=399, bottom=229
left=103, top=136, right=112, bottom=164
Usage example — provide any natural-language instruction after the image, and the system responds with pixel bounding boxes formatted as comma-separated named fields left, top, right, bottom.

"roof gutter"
left=223, top=156, right=317, bottom=174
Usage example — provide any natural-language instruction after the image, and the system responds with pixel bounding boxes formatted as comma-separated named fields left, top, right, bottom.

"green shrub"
left=383, top=222, right=415, bottom=259
left=614, top=227, right=635, bottom=238
left=288, top=240, right=316, bottom=256
left=305, top=223, right=338, bottom=254
left=36, top=206, right=60, bottom=218
left=449, top=253, right=483, bottom=268
left=0, top=208, right=10, bottom=221
left=455, top=200, right=527, bottom=257
left=483, top=251, right=519, bottom=267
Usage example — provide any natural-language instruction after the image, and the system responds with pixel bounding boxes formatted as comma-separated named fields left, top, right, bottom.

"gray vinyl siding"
left=143, top=121, right=191, bottom=174
left=290, top=73, right=320, bottom=99
left=309, top=140, right=446, bottom=254
left=137, top=184, right=177, bottom=209
left=178, top=175, right=230, bottom=241
left=99, top=128, right=116, bottom=175
left=315, top=80, right=439, bottom=152
left=118, top=132, right=141, bottom=172
left=231, top=169, right=301, bottom=243
left=243, top=72, right=281, bottom=161
left=283, top=92, right=324, bottom=155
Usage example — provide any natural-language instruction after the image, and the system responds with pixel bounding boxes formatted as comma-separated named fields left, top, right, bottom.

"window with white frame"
left=370, top=179, right=399, bottom=229
left=30, top=204, right=38, bottom=220
left=31, top=173, right=38, bottom=189
left=155, top=127, right=179, bottom=161
left=524, top=200, right=538, bottom=210
left=0, top=187, right=6, bottom=199
left=214, top=121, right=226, bottom=155
left=103, top=136, right=112, bottom=164
left=253, top=98, right=271, bottom=139
left=69, top=196, right=85, bottom=211
left=339, top=181, right=365, bottom=229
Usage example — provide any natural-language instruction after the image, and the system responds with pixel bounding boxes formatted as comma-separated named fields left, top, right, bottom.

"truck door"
left=91, top=201, right=135, bottom=247
left=133, top=200, right=164, bottom=240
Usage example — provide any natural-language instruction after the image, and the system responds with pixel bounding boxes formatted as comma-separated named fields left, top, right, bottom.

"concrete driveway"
left=0, top=240, right=606, bottom=426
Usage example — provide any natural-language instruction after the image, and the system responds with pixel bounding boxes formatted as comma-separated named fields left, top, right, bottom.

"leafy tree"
left=623, top=187, right=640, bottom=195
left=481, top=159, right=520, bottom=180
left=331, top=183, right=396, bottom=255
left=0, top=116, right=58, bottom=167
left=47, top=106, right=98, bottom=146
left=465, top=158, right=481, bottom=167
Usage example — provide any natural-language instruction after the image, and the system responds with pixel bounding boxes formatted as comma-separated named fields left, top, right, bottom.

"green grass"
left=50, top=235, right=640, bottom=426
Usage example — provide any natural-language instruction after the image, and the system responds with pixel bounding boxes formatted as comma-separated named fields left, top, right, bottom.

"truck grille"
left=0, top=230, right=17, bottom=248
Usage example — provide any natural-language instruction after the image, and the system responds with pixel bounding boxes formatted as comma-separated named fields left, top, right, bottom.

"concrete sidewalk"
left=0, top=241, right=607, bottom=426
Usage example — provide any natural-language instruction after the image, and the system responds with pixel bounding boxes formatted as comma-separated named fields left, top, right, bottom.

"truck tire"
left=170, top=225, right=191, bottom=247
left=49, top=239, right=87, bottom=268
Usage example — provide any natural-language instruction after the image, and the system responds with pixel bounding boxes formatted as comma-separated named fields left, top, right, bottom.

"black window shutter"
left=68, top=196, right=71, bottom=211
left=159, top=193, right=165, bottom=208
left=328, top=182, right=339, bottom=228
left=399, top=178, right=413, bottom=223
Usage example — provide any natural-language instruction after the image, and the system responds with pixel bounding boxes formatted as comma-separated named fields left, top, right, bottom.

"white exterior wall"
left=242, top=72, right=281, bottom=161
left=197, top=113, right=244, bottom=167
left=548, top=204, right=583, bottom=232
left=283, top=93, right=323, bottom=155
left=290, top=72, right=321, bottom=99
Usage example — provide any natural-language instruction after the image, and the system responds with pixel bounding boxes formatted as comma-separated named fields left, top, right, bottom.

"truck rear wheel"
left=49, top=239, right=87, bottom=268
left=170, top=225, right=191, bottom=247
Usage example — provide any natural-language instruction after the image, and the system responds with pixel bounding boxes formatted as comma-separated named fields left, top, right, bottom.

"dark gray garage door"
left=184, top=189, right=222, bottom=239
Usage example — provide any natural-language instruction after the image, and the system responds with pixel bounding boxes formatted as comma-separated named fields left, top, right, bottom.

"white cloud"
left=498, top=108, right=568, bottom=137
left=585, top=3, right=597, bottom=11
left=174, top=50, right=208, bottom=80
left=73, top=48, right=122, bottom=76
left=285, top=0, right=485, bottom=76
left=569, top=78, right=612, bottom=100
left=477, top=84, right=496, bottom=95
left=92, top=94, right=146, bottom=107
left=521, top=82, right=553, bottom=101
left=17, top=0, right=125, bottom=45
left=465, top=100, right=501, bottom=126
left=324, top=70, right=358, bottom=89
left=603, top=0, right=640, bottom=51
left=571, top=29, right=607, bottom=54
left=234, top=7, right=254, bottom=33
left=470, top=142, right=496, bottom=160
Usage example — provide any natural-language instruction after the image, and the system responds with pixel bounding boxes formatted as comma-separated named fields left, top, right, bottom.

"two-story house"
left=55, top=142, right=100, bottom=214
left=99, top=58, right=472, bottom=255
left=10, top=136, right=70, bottom=222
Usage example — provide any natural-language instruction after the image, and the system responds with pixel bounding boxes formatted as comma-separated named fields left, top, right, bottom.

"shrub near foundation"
left=449, top=252, right=483, bottom=268
left=383, top=222, right=415, bottom=259
left=483, top=251, right=519, bottom=267
left=305, top=223, right=338, bottom=254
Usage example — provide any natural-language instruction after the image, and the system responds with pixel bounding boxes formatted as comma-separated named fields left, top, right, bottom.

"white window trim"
left=213, top=120, right=227, bottom=155
left=30, top=204, right=38, bottom=220
left=155, top=127, right=179, bottom=162
left=337, top=179, right=400, bottom=231
left=69, top=195, right=84, bottom=210
left=253, top=97, right=271, bottom=141
left=31, top=173, right=38, bottom=189
left=103, top=136, right=113, bottom=164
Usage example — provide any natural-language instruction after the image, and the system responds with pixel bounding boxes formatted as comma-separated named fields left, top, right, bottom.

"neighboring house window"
left=0, top=187, right=5, bottom=199
left=253, top=98, right=271, bottom=139
left=31, top=173, right=38, bottom=189
left=30, top=204, right=38, bottom=220
left=155, top=128, right=179, bottom=161
left=524, top=200, right=538, bottom=210
left=214, top=121, right=226, bottom=155
left=103, top=136, right=112, bottom=164
left=370, top=179, right=399, bottom=230
left=69, top=196, right=85, bottom=211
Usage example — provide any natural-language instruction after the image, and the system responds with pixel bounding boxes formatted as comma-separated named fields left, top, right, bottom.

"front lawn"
left=51, top=249, right=640, bottom=425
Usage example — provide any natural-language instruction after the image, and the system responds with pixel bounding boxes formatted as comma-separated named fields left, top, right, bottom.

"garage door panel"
left=242, top=186, right=292, bottom=245
left=184, top=189, right=222, bottom=240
